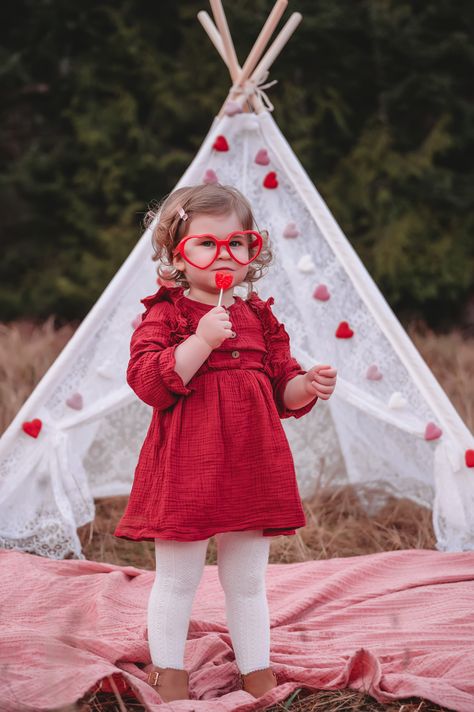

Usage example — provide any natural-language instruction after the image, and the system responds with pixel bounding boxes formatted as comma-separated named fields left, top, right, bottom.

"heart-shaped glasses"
left=173, top=230, right=263, bottom=270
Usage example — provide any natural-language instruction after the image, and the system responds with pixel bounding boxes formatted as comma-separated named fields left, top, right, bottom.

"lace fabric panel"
left=0, top=110, right=472, bottom=558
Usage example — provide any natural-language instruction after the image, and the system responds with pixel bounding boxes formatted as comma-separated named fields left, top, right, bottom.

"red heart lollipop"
left=215, top=271, right=234, bottom=307
left=215, top=272, right=233, bottom=290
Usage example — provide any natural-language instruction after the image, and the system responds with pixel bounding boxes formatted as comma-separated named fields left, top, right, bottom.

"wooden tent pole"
left=197, top=10, right=228, bottom=67
left=209, top=0, right=240, bottom=81
left=234, top=0, right=288, bottom=91
left=248, top=12, right=303, bottom=114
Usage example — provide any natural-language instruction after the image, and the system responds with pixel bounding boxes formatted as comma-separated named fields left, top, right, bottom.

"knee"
left=218, top=564, right=266, bottom=597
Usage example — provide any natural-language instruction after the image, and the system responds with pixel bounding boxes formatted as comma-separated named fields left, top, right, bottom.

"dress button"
left=230, top=331, right=236, bottom=338
left=231, top=350, right=240, bottom=358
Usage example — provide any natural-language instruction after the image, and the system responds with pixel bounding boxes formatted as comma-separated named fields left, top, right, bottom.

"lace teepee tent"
left=1, top=1, right=473, bottom=559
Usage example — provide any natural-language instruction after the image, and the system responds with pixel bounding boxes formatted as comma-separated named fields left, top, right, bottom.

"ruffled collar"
left=139, top=284, right=279, bottom=339
left=140, top=284, right=267, bottom=314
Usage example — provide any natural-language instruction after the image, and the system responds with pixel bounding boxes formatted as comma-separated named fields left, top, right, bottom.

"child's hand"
left=195, top=306, right=234, bottom=349
left=303, top=364, right=337, bottom=400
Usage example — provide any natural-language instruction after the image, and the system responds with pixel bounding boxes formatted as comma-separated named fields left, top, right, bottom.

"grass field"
left=1, top=316, right=472, bottom=712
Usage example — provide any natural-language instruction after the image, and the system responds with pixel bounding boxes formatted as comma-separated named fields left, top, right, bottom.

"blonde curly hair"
left=144, top=183, right=273, bottom=299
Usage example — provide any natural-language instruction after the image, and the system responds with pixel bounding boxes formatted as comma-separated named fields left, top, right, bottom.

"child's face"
left=172, top=211, right=250, bottom=294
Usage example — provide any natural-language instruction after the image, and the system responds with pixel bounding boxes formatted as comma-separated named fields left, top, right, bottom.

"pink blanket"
left=1, top=548, right=473, bottom=711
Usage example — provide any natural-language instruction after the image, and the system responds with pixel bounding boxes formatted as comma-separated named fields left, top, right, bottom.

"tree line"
left=1, top=0, right=472, bottom=330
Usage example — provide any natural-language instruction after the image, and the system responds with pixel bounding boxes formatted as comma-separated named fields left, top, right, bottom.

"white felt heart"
left=366, top=364, right=383, bottom=380
left=424, top=422, right=443, bottom=441
left=66, top=392, right=83, bottom=410
left=202, top=169, right=218, bottom=184
left=283, top=222, right=299, bottom=238
left=388, top=392, right=407, bottom=409
left=131, top=314, right=142, bottom=329
left=224, top=100, right=243, bottom=116
left=297, top=254, right=315, bottom=273
left=96, top=360, right=114, bottom=379
left=313, top=284, right=330, bottom=301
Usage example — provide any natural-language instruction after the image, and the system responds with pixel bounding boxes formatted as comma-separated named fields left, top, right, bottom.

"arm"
left=127, top=315, right=195, bottom=410
left=173, top=334, right=212, bottom=385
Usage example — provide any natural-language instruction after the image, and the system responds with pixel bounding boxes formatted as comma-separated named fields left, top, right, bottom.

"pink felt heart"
left=131, top=314, right=142, bottom=329
left=464, top=449, right=474, bottom=468
left=335, top=321, right=354, bottom=338
left=157, top=277, right=175, bottom=287
left=263, top=171, right=278, bottom=189
left=213, top=135, right=229, bottom=151
left=424, top=422, right=443, bottom=441
left=202, top=169, right=218, bottom=185
left=224, top=100, right=243, bottom=116
left=215, top=272, right=233, bottom=290
left=255, top=149, right=270, bottom=165
left=283, top=222, right=299, bottom=238
left=366, top=364, right=383, bottom=380
left=22, top=418, right=42, bottom=438
left=66, top=392, right=83, bottom=410
left=313, top=284, right=330, bottom=301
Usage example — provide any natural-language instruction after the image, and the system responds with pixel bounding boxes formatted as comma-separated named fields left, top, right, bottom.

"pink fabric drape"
left=1, top=548, right=473, bottom=711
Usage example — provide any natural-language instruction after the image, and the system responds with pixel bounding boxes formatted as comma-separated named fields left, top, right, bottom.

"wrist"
left=194, top=332, right=214, bottom=351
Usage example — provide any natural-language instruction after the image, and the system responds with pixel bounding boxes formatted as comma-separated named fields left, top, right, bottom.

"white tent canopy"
left=1, top=1, right=473, bottom=559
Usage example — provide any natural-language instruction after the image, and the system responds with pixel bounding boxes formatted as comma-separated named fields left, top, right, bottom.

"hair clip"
left=177, top=207, right=188, bottom=221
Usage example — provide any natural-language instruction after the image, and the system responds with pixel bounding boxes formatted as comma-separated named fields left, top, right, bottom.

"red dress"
left=114, top=285, right=318, bottom=542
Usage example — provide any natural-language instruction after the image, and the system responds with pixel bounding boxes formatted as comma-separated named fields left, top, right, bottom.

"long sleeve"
left=126, top=305, right=194, bottom=411
left=264, top=310, right=318, bottom=420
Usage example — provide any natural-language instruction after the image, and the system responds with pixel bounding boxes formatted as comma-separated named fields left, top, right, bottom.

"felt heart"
left=131, top=314, right=142, bottom=329
left=157, top=275, right=176, bottom=287
left=366, top=364, right=383, bottom=380
left=255, top=148, right=270, bottom=165
left=22, top=418, right=42, bottom=438
left=213, top=135, right=229, bottom=151
left=313, top=284, right=330, bottom=301
left=297, top=254, right=315, bottom=273
left=424, top=422, right=443, bottom=441
left=335, top=321, right=354, bottom=338
left=224, top=100, right=243, bottom=116
left=465, top=449, right=474, bottom=468
left=66, top=392, right=83, bottom=410
left=215, top=272, right=233, bottom=290
left=202, top=169, right=219, bottom=184
left=388, top=392, right=407, bottom=409
left=263, top=171, right=278, bottom=189
left=96, top=361, right=114, bottom=379
left=283, top=222, right=299, bottom=238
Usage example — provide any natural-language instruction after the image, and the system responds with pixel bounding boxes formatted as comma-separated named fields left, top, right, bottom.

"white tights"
left=147, top=529, right=271, bottom=675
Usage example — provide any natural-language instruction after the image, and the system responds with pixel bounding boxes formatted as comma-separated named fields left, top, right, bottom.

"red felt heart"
left=263, top=171, right=278, bottom=189
left=335, top=321, right=354, bottom=338
left=22, top=418, right=42, bottom=438
left=215, top=272, right=233, bottom=290
left=213, top=135, right=229, bottom=151
left=465, top=449, right=474, bottom=468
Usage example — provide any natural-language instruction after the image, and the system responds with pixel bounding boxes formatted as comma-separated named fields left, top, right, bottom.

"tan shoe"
left=146, top=665, right=190, bottom=701
left=240, top=666, right=278, bottom=698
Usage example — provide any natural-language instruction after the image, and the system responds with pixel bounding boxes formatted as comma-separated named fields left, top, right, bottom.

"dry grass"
left=1, top=316, right=471, bottom=712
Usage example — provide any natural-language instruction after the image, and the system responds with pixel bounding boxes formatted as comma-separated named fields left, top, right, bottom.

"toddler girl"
left=114, top=183, right=337, bottom=702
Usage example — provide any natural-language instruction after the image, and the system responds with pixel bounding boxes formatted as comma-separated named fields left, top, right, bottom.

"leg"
left=147, top=537, right=209, bottom=669
left=216, top=529, right=272, bottom=674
